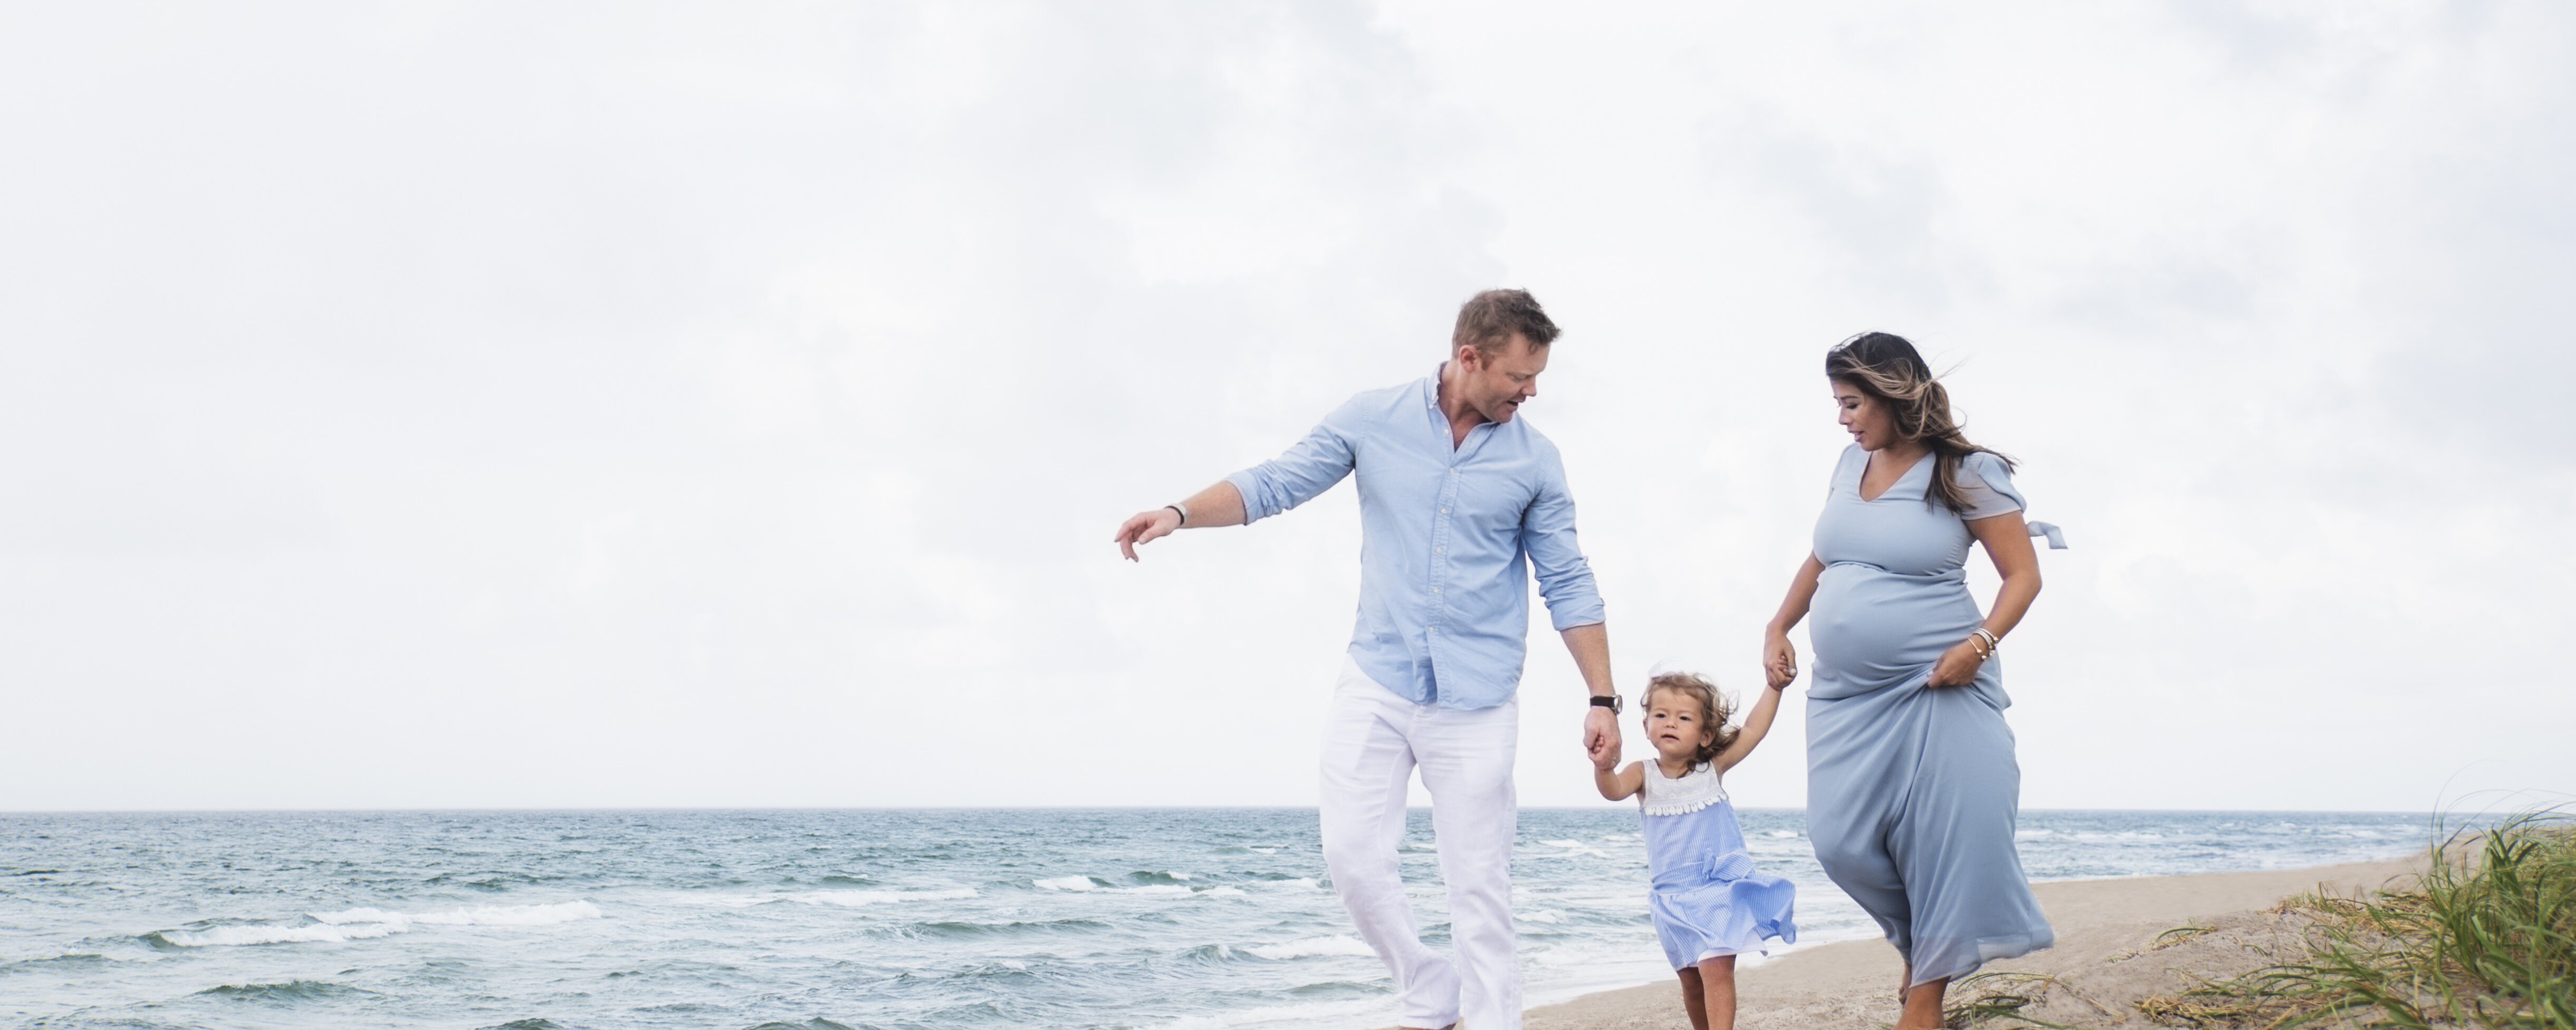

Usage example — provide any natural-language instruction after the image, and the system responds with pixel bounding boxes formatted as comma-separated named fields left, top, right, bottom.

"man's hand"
left=1559, top=623, right=1619, bottom=771
left=1113, top=507, right=1182, bottom=561
left=1584, top=705, right=1620, bottom=769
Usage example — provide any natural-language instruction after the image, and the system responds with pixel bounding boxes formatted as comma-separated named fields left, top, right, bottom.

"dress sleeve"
left=1955, top=451, right=2026, bottom=520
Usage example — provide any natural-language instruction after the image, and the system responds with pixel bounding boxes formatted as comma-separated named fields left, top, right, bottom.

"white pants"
left=1319, top=658, right=1521, bottom=1030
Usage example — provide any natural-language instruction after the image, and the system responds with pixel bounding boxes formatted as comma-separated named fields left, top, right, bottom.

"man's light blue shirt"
left=1227, top=369, right=1606, bottom=710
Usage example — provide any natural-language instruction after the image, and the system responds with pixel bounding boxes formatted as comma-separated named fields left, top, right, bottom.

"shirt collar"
left=1425, top=362, right=1501, bottom=453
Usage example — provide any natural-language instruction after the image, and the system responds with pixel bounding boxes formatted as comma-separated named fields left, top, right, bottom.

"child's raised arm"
left=1716, top=682, right=1790, bottom=772
left=1595, top=760, right=1643, bottom=802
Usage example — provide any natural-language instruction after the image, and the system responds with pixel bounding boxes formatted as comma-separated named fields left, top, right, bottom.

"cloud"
left=0, top=1, right=2567, bottom=811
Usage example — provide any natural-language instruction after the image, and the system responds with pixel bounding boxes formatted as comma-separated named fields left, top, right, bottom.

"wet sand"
left=1514, top=857, right=2418, bottom=1029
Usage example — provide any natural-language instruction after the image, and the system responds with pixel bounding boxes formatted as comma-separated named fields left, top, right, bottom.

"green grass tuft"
left=2138, top=810, right=2576, bottom=1029
left=1942, top=971, right=2085, bottom=1029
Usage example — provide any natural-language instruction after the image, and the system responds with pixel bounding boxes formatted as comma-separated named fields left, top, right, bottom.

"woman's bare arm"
left=1762, top=554, right=1825, bottom=689
left=1715, top=684, right=1789, bottom=772
left=1968, top=511, right=2042, bottom=638
left=1926, top=511, right=2044, bottom=687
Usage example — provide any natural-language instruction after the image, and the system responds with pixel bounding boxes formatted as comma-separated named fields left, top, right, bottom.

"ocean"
left=0, top=808, right=2429, bottom=1029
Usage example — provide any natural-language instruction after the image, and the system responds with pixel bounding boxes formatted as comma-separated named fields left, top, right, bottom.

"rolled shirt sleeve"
left=1226, top=403, right=1358, bottom=524
left=1521, top=446, right=1605, bottom=631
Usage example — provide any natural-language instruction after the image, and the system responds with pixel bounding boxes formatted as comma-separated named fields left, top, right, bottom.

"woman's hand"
left=1927, top=638, right=1988, bottom=687
left=1763, top=630, right=1799, bottom=689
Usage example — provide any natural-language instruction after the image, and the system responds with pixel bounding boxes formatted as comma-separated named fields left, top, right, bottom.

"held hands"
left=1584, top=706, right=1621, bottom=771
left=1113, top=507, right=1183, bottom=561
left=1763, top=631, right=1799, bottom=690
left=1926, top=637, right=1989, bottom=688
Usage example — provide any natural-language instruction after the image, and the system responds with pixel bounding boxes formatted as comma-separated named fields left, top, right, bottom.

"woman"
left=1761, top=332, right=2060, bottom=1030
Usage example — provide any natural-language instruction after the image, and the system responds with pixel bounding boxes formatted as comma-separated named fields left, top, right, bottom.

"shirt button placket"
left=1433, top=462, right=1457, bottom=624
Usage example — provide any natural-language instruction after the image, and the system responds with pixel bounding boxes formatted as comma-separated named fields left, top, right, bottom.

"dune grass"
left=1943, top=970, right=2090, bottom=1028
left=2136, top=812, right=2575, bottom=1029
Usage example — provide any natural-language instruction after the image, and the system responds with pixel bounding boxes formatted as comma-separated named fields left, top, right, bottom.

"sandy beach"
left=1510, top=856, right=2420, bottom=1030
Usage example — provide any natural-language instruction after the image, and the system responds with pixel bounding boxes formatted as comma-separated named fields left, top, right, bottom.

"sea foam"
left=157, top=922, right=403, bottom=948
left=1243, top=935, right=1375, bottom=960
left=796, top=889, right=976, bottom=907
left=314, top=902, right=602, bottom=928
left=1033, top=877, right=1192, bottom=896
left=156, top=902, right=600, bottom=947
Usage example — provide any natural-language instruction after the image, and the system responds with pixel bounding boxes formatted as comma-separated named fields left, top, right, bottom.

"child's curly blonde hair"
left=1641, top=671, right=1738, bottom=766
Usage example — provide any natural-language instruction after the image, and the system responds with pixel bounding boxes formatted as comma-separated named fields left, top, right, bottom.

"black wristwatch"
left=1588, top=694, right=1622, bottom=714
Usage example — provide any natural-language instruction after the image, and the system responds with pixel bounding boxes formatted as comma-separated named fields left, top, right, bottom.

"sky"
left=2, top=1, right=2569, bottom=813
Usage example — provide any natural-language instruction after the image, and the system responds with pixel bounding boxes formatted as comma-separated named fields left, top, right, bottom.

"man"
left=1112, top=289, right=1621, bottom=1030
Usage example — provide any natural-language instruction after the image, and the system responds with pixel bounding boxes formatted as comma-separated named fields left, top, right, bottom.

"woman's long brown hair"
left=1826, top=332, right=2014, bottom=514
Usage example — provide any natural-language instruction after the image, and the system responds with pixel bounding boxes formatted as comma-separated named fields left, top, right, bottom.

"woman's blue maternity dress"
left=1806, top=446, right=2054, bottom=988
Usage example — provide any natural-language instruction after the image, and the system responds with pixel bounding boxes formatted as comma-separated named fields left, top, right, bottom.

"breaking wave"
left=153, top=902, right=600, bottom=947
left=1242, top=935, right=1375, bottom=961
left=795, top=888, right=977, bottom=907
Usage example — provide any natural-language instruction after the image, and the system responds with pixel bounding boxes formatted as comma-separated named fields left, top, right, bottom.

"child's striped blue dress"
left=1639, top=761, right=1798, bottom=968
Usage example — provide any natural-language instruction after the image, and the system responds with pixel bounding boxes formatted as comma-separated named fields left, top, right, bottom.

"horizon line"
left=0, top=804, right=2450, bottom=816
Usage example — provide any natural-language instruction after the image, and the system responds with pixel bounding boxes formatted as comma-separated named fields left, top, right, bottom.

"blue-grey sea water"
left=1, top=808, right=2429, bottom=1029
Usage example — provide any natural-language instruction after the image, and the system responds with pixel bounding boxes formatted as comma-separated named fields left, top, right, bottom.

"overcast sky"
left=3, top=1, right=2569, bottom=813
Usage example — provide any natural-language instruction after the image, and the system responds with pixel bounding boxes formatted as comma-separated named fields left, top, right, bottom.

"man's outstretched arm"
left=1115, top=408, right=1359, bottom=561
left=1114, top=480, right=1247, bottom=561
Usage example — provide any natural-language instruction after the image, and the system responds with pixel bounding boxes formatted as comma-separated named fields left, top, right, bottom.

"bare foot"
left=1895, top=975, right=1948, bottom=1030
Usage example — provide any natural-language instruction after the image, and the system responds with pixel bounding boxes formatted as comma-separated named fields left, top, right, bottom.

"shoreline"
left=1504, top=856, right=2420, bottom=1029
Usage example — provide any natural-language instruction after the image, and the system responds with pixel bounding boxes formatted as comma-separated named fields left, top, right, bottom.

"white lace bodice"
left=1639, top=760, right=1728, bottom=816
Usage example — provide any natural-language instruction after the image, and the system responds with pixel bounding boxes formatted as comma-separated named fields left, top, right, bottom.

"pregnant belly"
left=1811, top=564, right=1980, bottom=687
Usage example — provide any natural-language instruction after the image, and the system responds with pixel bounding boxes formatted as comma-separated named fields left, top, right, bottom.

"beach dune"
left=1517, top=857, right=2418, bottom=1029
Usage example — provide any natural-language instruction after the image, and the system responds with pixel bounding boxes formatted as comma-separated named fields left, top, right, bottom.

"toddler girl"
left=1594, top=670, right=1798, bottom=1030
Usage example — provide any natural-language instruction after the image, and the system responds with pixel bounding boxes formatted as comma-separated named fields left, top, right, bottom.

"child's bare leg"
left=1694, top=955, right=1738, bottom=1030
left=1675, top=966, right=1709, bottom=1030
left=1895, top=975, right=1947, bottom=1030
